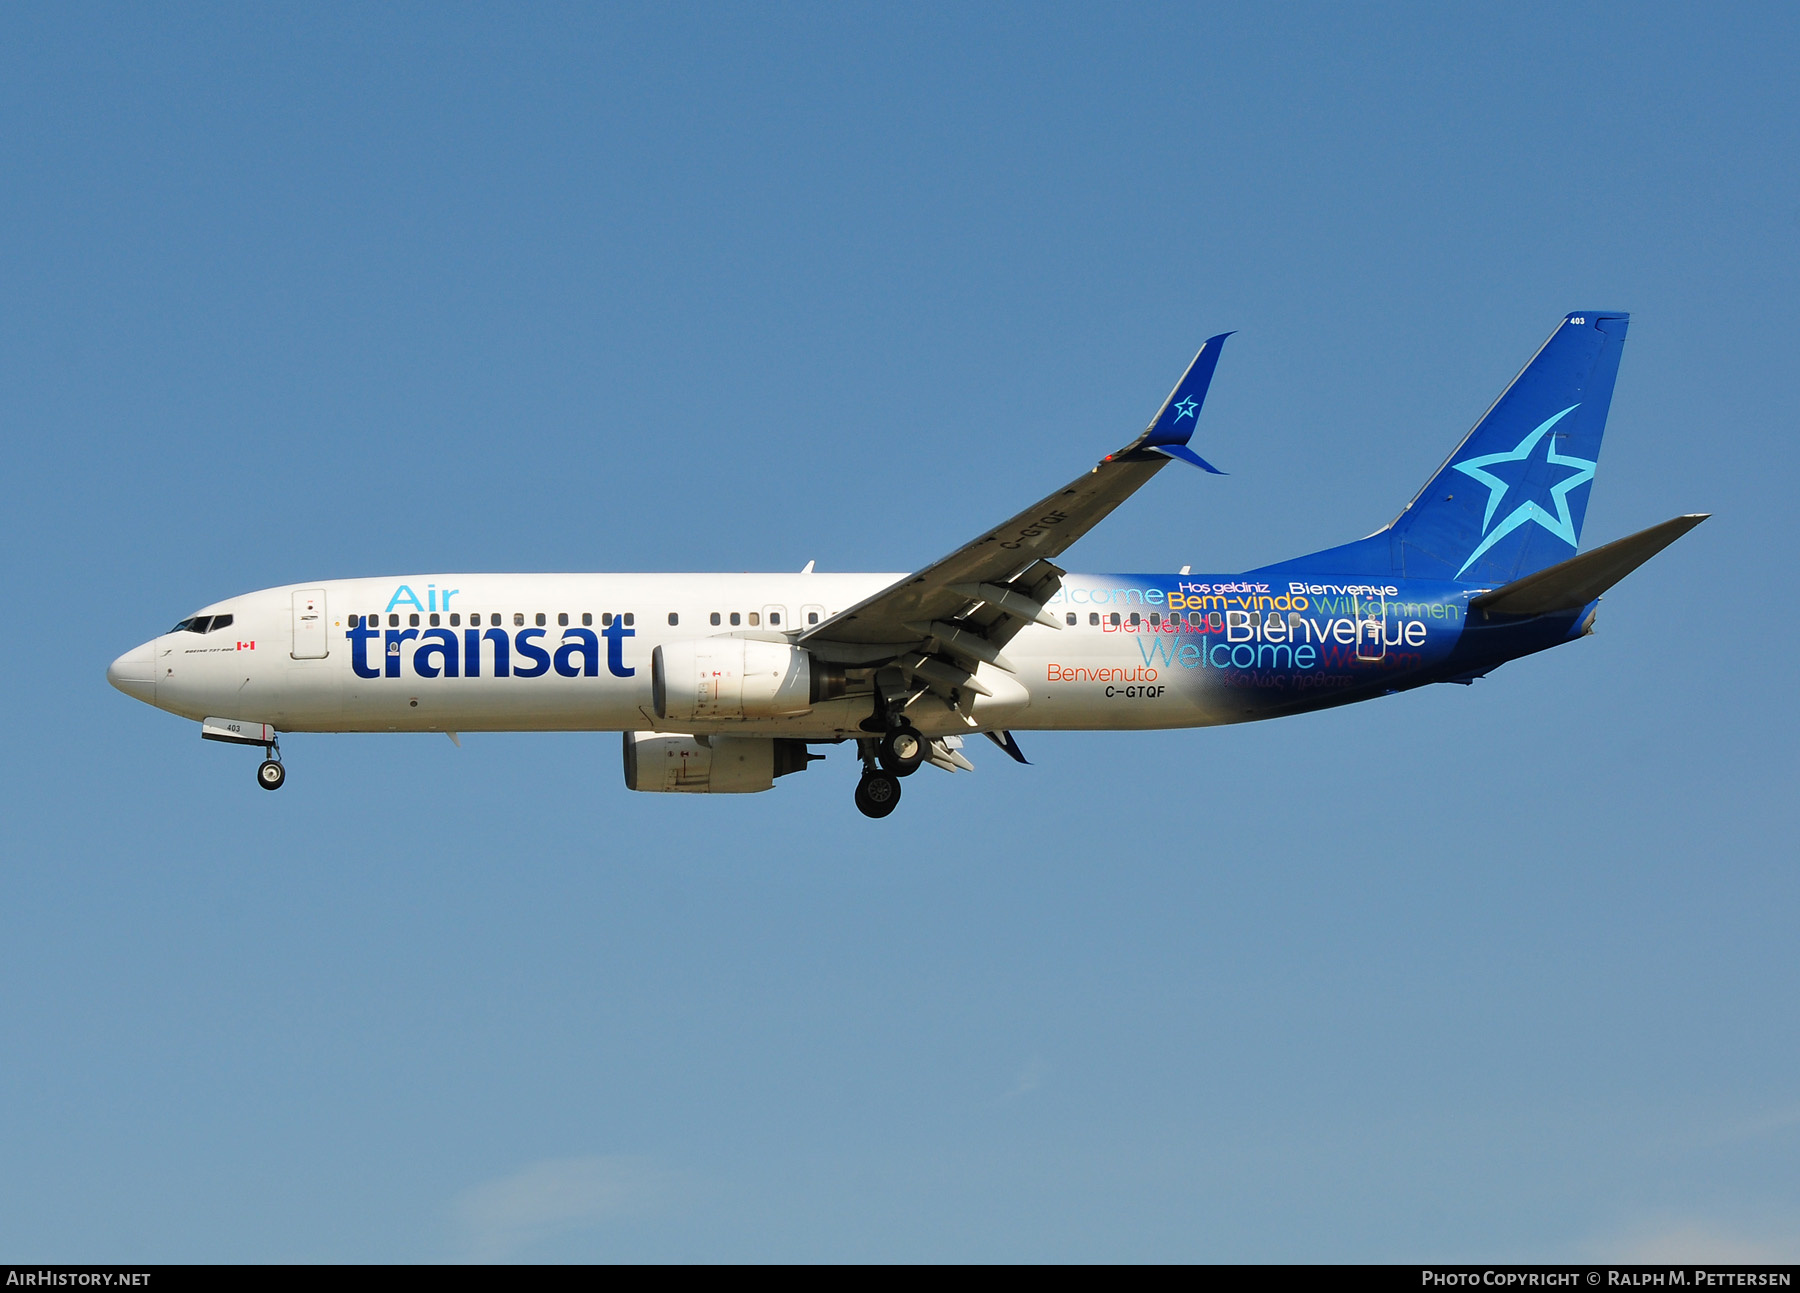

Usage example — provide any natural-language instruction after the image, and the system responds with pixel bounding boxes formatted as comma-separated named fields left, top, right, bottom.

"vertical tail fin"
left=1391, top=312, right=1630, bottom=583
left=1261, top=313, right=1632, bottom=584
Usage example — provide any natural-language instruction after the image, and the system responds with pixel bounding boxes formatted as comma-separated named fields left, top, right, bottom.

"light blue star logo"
left=1450, top=403, right=1595, bottom=578
left=1171, top=396, right=1198, bottom=422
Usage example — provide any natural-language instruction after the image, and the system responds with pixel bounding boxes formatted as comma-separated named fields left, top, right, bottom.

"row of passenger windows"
left=706, top=610, right=822, bottom=627
left=353, top=612, right=636, bottom=629
left=198, top=607, right=1201, bottom=635
left=352, top=609, right=828, bottom=630
left=170, top=614, right=234, bottom=634
left=1064, top=610, right=1226, bottom=628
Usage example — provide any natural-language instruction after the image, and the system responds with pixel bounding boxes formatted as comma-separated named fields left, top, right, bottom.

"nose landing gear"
left=201, top=717, right=289, bottom=791
left=252, top=730, right=285, bottom=791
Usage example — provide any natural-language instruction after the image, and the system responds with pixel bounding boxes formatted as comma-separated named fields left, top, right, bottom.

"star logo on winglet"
left=1171, top=396, right=1198, bottom=422
left=1450, top=404, right=1596, bottom=578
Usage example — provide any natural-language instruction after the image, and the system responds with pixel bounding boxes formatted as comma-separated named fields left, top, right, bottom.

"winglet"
left=1130, top=332, right=1233, bottom=472
left=1152, top=443, right=1226, bottom=474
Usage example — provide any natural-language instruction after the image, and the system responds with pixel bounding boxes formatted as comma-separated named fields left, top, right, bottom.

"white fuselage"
left=113, top=572, right=1240, bottom=740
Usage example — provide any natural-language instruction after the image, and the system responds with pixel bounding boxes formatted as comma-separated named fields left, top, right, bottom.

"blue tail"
left=1259, top=312, right=1630, bottom=585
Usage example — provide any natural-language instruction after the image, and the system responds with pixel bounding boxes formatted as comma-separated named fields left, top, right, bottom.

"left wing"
left=799, top=333, right=1232, bottom=698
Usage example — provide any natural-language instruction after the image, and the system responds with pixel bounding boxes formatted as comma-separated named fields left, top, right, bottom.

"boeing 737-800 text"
left=108, top=312, right=1703, bottom=817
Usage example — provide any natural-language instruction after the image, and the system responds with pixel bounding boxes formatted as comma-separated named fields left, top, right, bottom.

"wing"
left=799, top=333, right=1233, bottom=697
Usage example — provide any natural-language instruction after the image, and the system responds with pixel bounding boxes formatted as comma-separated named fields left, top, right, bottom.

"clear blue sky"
left=3, top=1, right=1796, bottom=1262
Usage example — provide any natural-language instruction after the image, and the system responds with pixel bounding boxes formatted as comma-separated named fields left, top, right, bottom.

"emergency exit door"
left=291, top=589, right=329, bottom=659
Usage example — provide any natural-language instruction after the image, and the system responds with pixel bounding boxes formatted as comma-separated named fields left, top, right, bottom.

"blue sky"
left=3, top=2, right=1797, bottom=1262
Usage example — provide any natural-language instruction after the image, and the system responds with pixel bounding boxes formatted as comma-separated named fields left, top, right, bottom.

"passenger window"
left=410, top=613, right=421, bottom=627
left=769, top=612, right=780, bottom=626
left=624, top=613, right=634, bottom=626
left=668, top=613, right=679, bottom=626
left=1066, top=612, right=1077, bottom=625
left=1189, top=612, right=1201, bottom=626
left=1110, top=612, right=1120, bottom=626
left=582, top=613, right=592, bottom=626
left=748, top=612, right=760, bottom=627
left=1209, top=612, right=1224, bottom=629
left=1149, top=612, right=1160, bottom=626
left=730, top=612, right=741, bottom=626
left=557, top=612, right=568, bottom=627
left=450, top=613, right=460, bottom=627
left=1128, top=612, right=1140, bottom=626
left=808, top=611, right=819, bottom=625
left=536, top=613, right=546, bottom=627
left=389, top=614, right=400, bottom=628
left=514, top=612, right=524, bottom=627
left=711, top=612, right=721, bottom=626
left=430, top=613, right=440, bottom=627
left=469, top=613, right=482, bottom=626
left=1090, top=613, right=1100, bottom=626
left=602, top=613, right=613, bottom=627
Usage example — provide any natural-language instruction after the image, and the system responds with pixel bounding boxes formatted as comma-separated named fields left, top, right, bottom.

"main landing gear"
left=878, top=725, right=926, bottom=777
left=851, top=677, right=930, bottom=818
left=854, top=718, right=926, bottom=819
left=854, top=765, right=902, bottom=818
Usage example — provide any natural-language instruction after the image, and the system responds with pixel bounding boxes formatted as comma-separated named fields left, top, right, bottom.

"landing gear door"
left=1353, top=591, right=1385, bottom=662
left=292, top=589, right=329, bottom=659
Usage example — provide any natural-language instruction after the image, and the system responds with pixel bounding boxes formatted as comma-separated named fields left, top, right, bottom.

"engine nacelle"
left=622, top=732, right=813, bottom=794
left=652, top=638, right=840, bottom=722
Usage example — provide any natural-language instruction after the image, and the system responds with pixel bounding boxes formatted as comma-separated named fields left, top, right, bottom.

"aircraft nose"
left=107, top=641, right=157, bottom=702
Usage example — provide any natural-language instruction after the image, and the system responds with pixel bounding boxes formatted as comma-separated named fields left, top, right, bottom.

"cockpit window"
left=168, top=613, right=233, bottom=634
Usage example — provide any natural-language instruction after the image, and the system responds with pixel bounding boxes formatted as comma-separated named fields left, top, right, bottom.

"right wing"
left=799, top=333, right=1233, bottom=698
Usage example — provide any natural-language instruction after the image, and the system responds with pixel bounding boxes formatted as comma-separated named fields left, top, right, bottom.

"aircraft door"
left=1353, top=591, right=1386, bottom=662
left=291, top=588, right=329, bottom=659
left=762, top=604, right=788, bottom=632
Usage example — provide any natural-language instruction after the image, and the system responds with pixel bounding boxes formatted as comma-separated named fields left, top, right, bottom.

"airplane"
left=107, top=311, right=1704, bottom=818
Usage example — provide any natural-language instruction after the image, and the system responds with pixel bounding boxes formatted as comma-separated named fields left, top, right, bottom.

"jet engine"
left=651, top=638, right=843, bottom=722
left=622, top=732, right=814, bottom=793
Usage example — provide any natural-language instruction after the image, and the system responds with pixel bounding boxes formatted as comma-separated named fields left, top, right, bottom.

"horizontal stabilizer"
left=1468, top=513, right=1708, bottom=617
